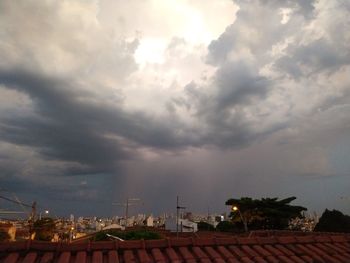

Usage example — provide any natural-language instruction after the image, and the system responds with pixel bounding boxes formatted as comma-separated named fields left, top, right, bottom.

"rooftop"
left=1, top=232, right=350, bottom=263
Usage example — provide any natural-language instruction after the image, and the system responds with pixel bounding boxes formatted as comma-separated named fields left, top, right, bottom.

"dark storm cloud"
left=213, top=62, right=269, bottom=108
left=197, top=63, right=273, bottom=147
left=0, top=70, right=127, bottom=173
left=0, top=69, right=198, bottom=175
left=275, top=39, right=350, bottom=78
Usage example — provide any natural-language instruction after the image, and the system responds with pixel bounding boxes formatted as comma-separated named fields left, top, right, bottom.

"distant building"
left=146, top=216, right=154, bottom=227
left=165, top=217, right=197, bottom=232
left=0, top=222, right=16, bottom=241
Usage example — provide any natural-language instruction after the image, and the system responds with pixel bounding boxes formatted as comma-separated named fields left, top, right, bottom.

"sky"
left=0, top=0, right=350, bottom=218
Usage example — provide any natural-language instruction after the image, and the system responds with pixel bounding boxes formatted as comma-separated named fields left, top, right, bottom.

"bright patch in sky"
left=134, top=38, right=167, bottom=65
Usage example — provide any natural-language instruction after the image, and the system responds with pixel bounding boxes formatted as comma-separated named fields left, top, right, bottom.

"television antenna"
left=112, top=198, right=142, bottom=227
left=176, top=196, right=186, bottom=237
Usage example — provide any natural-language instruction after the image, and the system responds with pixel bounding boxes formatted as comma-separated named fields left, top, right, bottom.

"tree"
left=92, top=229, right=162, bottom=241
left=216, top=221, right=237, bottom=232
left=197, top=221, right=215, bottom=231
left=225, top=197, right=307, bottom=230
left=33, top=217, right=56, bottom=241
left=314, top=209, right=350, bottom=233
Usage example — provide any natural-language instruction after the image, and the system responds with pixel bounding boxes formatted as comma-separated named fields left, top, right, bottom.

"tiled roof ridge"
left=1, top=234, right=350, bottom=263
left=250, top=229, right=350, bottom=236
left=1, top=234, right=349, bottom=252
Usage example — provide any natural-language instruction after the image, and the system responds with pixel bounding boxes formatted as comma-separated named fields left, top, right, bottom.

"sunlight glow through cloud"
left=0, top=0, right=350, bottom=216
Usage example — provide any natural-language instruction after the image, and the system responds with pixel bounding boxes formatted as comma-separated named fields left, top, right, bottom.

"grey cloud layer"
left=1, top=0, right=350, bottom=215
left=0, top=69, right=197, bottom=175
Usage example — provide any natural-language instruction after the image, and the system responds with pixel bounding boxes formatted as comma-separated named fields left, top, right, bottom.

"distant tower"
left=70, top=214, right=74, bottom=222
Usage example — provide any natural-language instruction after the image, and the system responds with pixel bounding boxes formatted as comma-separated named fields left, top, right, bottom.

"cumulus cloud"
left=0, top=0, right=350, bottom=215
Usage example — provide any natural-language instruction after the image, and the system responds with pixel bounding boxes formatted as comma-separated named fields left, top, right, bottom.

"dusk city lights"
left=1, top=1, right=350, bottom=262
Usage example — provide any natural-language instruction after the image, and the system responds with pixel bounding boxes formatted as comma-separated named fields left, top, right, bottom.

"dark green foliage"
left=0, top=231, right=10, bottom=241
left=225, top=196, right=307, bottom=230
left=216, top=221, right=237, bottom=232
left=314, top=209, right=350, bottom=233
left=92, top=229, right=162, bottom=241
left=197, top=221, right=215, bottom=231
left=33, top=217, right=56, bottom=241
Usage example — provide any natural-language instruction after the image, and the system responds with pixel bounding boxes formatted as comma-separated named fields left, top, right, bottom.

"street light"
left=39, top=210, right=49, bottom=220
left=232, top=206, right=248, bottom=232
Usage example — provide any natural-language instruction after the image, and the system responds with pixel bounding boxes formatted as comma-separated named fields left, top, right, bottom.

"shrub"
left=92, top=229, right=162, bottom=241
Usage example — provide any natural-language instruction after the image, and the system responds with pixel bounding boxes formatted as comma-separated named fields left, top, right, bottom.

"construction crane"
left=0, top=194, right=33, bottom=216
left=0, top=191, right=37, bottom=237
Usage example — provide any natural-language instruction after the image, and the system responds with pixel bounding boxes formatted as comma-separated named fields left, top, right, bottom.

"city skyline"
left=0, top=0, right=350, bottom=217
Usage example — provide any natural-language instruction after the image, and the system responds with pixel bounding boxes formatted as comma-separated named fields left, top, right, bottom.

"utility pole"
left=176, top=196, right=186, bottom=238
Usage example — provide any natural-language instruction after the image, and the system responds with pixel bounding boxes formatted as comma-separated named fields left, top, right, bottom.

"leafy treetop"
left=225, top=196, right=307, bottom=230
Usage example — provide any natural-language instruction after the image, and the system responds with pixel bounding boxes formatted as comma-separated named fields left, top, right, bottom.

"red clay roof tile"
left=256, top=237, right=277, bottom=245
left=30, top=240, right=58, bottom=251
left=137, top=249, right=152, bottom=263
left=229, top=245, right=248, bottom=258
left=265, top=255, right=279, bottom=263
left=295, top=244, right=326, bottom=263
left=145, top=239, right=167, bottom=249
left=241, top=245, right=260, bottom=257
left=238, top=237, right=258, bottom=245
left=274, top=244, right=295, bottom=256
left=194, top=238, right=215, bottom=246
left=240, top=256, right=255, bottom=263
left=75, top=251, right=87, bottom=263
left=252, top=257, right=268, bottom=263
left=333, top=253, right=350, bottom=262
left=216, top=237, right=237, bottom=245
left=22, top=252, right=37, bottom=263
left=314, top=236, right=332, bottom=243
left=57, top=251, right=71, bottom=263
left=295, top=236, right=315, bottom=243
left=1, top=233, right=350, bottom=263
left=123, top=250, right=136, bottom=263
left=119, top=240, right=142, bottom=250
left=107, top=251, right=119, bottom=263
left=252, top=245, right=272, bottom=257
left=217, top=245, right=241, bottom=263
left=179, top=246, right=196, bottom=263
left=284, top=244, right=304, bottom=256
left=151, top=248, right=167, bottom=263
left=276, top=255, right=295, bottom=263
left=91, top=241, right=115, bottom=251
left=288, top=255, right=306, bottom=263
left=170, top=237, right=192, bottom=247
left=3, top=253, right=19, bottom=263
left=192, top=246, right=209, bottom=260
left=40, top=252, right=54, bottom=263
left=263, top=244, right=284, bottom=256
left=331, top=235, right=347, bottom=243
left=92, top=251, right=103, bottom=263
left=276, top=236, right=297, bottom=244
left=165, top=247, right=182, bottom=263
left=299, top=255, right=313, bottom=263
